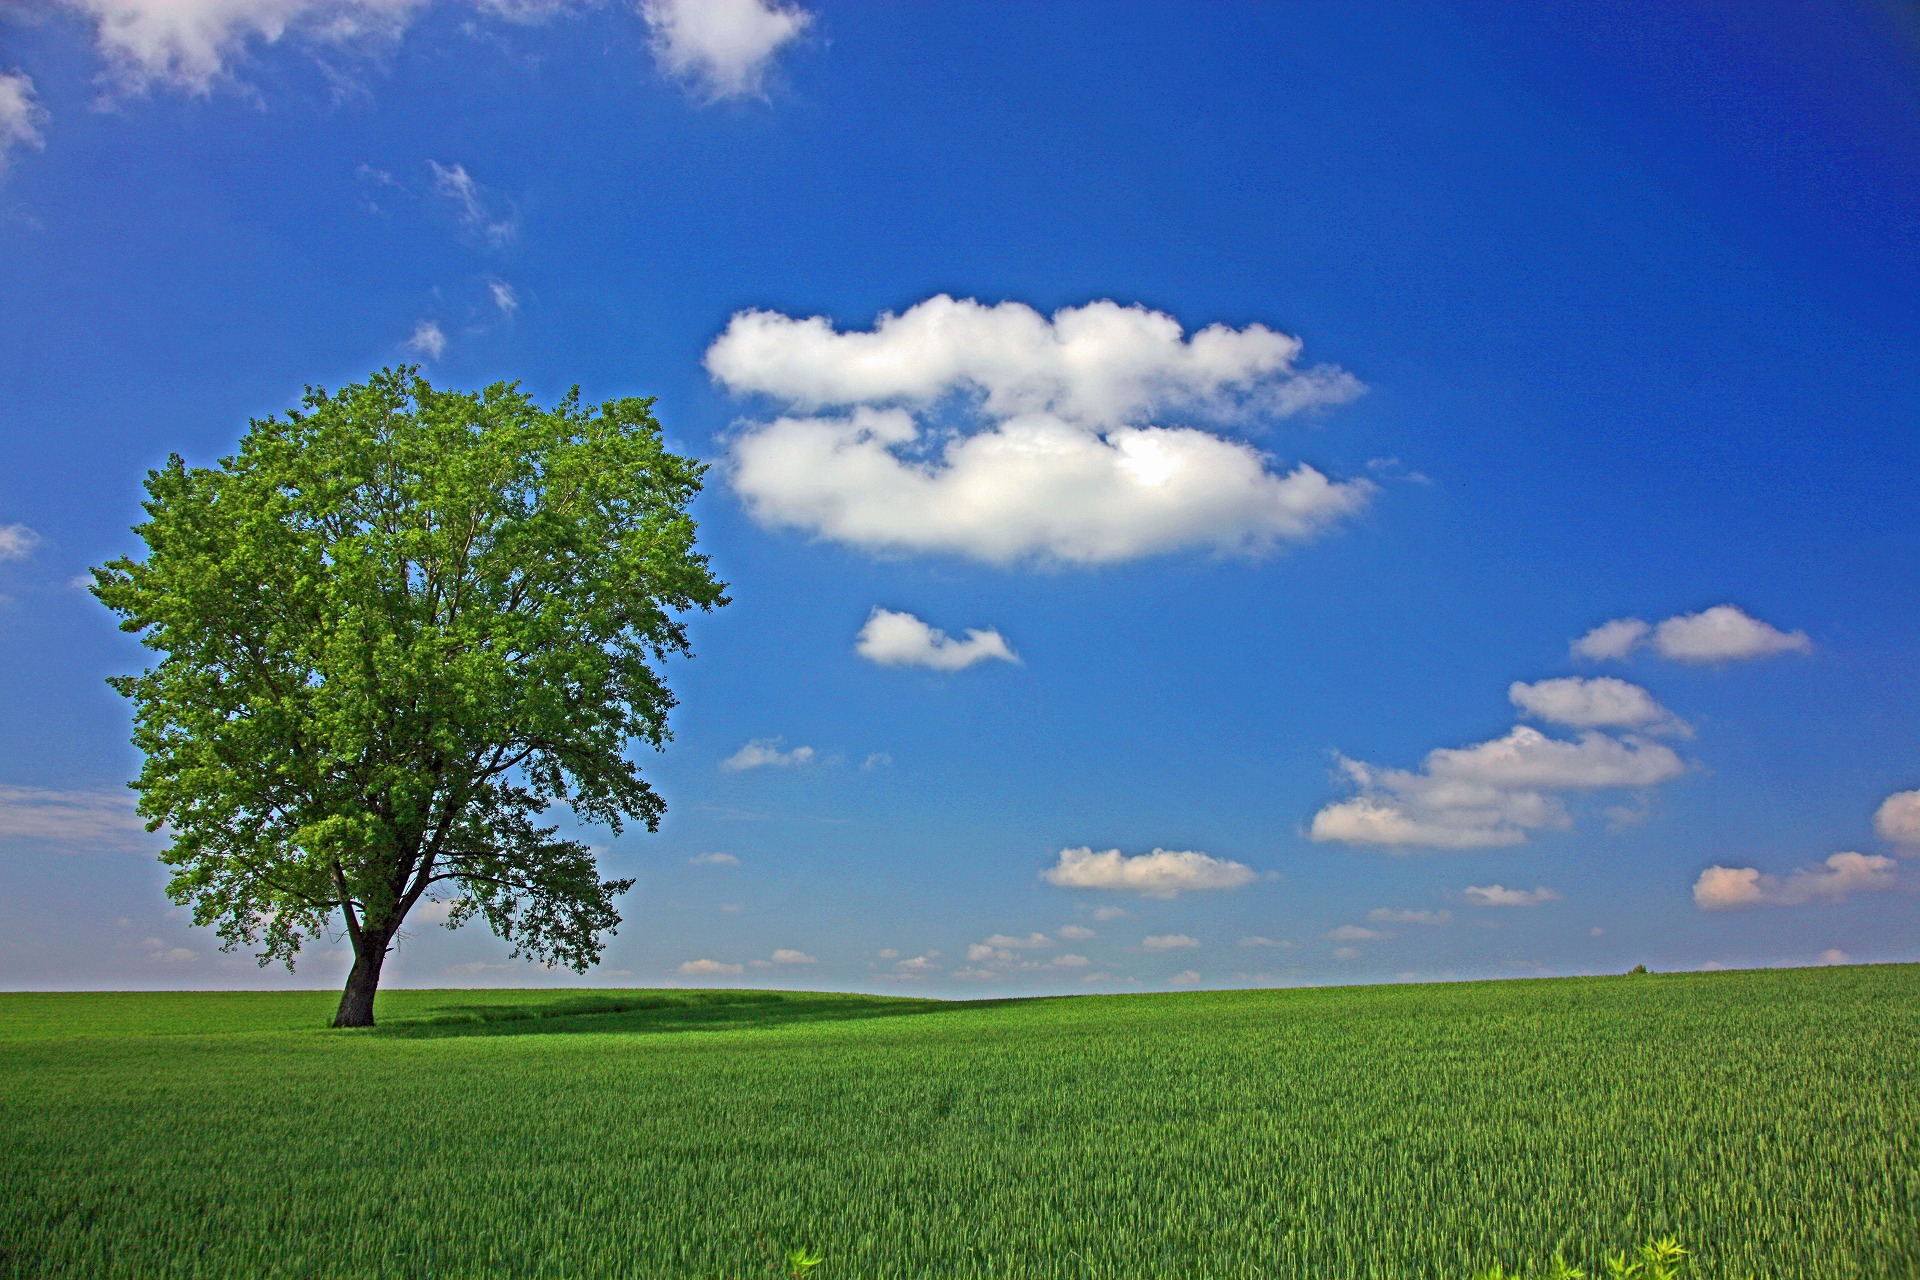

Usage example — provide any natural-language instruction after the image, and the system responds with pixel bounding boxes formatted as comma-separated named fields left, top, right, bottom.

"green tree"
left=93, top=369, right=728, bottom=1027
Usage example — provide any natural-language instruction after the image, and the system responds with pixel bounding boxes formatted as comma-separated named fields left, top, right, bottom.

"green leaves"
left=94, top=368, right=727, bottom=979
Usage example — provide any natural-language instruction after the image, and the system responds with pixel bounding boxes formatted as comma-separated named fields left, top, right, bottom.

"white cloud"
left=489, top=280, right=519, bottom=314
left=720, top=738, right=815, bottom=771
left=1091, top=906, right=1131, bottom=921
left=768, top=948, right=815, bottom=965
left=0, top=785, right=148, bottom=849
left=860, top=752, right=892, bottom=771
left=1328, top=924, right=1389, bottom=941
left=1366, top=908, right=1451, bottom=925
left=1051, top=953, right=1091, bottom=968
left=61, top=0, right=429, bottom=94
left=1873, top=789, right=1920, bottom=849
left=0, top=524, right=42, bottom=562
left=406, top=320, right=446, bottom=359
left=1058, top=924, right=1095, bottom=940
left=1141, top=933, right=1199, bottom=951
left=688, top=851, right=739, bottom=866
left=1574, top=605, right=1810, bottom=664
left=713, top=296, right=1371, bottom=567
left=1509, top=677, right=1687, bottom=735
left=875, top=948, right=898, bottom=960
left=1312, top=727, right=1684, bottom=851
left=1463, top=884, right=1562, bottom=907
left=429, top=161, right=516, bottom=247
left=1331, top=947, right=1361, bottom=960
left=709, top=295, right=1360, bottom=426
left=641, top=0, right=810, bottom=100
left=1693, top=851, right=1899, bottom=910
left=140, top=937, right=196, bottom=963
left=892, top=954, right=938, bottom=975
left=1570, top=618, right=1650, bottom=661
left=677, top=957, right=744, bottom=976
left=1819, top=948, right=1850, bottom=965
left=965, top=932, right=1054, bottom=964
left=854, top=608, right=1017, bottom=671
left=0, top=72, right=47, bottom=175
left=1042, top=846, right=1257, bottom=898
left=1166, top=969, right=1202, bottom=987
left=1236, top=935, right=1294, bottom=949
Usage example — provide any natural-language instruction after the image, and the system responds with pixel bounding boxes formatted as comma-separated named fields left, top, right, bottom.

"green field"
left=2, top=966, right=1915, bottom=1278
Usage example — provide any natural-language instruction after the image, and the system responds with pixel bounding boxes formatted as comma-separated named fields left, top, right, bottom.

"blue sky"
left=2, top=0, right=1916, bottom=993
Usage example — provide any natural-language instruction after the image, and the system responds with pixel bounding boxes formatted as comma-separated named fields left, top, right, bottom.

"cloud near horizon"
left=1572, top=605, right=1811, bottom=664
left=1042, top=846, right=1257, bottom=897
left=1693, top=851, right=1898, bottom=909
left=713, top=295, right=1372, bottom=566
left=1462, top=884, right=1561, bottom=907
left=1873, top=788, right=1920, bottom=849
left=1311, top=725, right=1685, bottom=850
left=854, top=608, right=1018, bottom=671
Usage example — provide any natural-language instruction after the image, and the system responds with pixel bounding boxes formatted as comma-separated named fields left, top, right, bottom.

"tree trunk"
left=333, top=927, right=392, bottom=1028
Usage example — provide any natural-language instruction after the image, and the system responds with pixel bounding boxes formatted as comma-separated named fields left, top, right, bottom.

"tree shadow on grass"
left=367, top=990, right=987, bottom=1039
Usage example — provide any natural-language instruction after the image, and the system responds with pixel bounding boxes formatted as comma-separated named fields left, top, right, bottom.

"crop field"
left=1, top=965, right=1915, bottom=1279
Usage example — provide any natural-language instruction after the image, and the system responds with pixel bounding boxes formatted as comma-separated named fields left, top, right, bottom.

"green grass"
left=2, top=966, right=1915, bottom=1278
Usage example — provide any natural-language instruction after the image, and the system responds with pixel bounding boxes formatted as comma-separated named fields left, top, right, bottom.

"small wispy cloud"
left=429, top=161, right=517, bottom=247
left=721, top=738, right=816, bottom=771
left=406, top=320, right=447, bottom=360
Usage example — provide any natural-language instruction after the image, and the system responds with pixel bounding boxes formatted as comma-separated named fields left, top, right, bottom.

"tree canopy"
left=93, top=369, right=728, bottom=1025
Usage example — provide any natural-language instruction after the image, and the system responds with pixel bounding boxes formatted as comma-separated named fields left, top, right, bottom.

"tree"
left=93, top=369, right=728, bottom=1027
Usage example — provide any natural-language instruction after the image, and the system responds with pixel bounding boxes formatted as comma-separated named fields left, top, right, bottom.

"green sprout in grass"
left=784, top=1245, right=824, bottom=1278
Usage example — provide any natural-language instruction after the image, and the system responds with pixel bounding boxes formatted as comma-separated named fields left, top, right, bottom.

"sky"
left=1, top=0, right=1917, bottom=995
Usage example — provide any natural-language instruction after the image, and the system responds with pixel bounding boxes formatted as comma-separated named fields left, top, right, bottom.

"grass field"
left=2, top=966, right=1915, bottom=1278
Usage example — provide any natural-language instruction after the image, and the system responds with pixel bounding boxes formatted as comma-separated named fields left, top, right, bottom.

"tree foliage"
left=93, top=369, right=727, bottom=1017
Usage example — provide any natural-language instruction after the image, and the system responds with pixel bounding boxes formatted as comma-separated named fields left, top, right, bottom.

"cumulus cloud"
left=1573, top=605, right=1810, bottom=664
left=708, top=294, right=1361, bottom=426
left=854, top=608, right=1018, bottom=671
left=59, top=0, right=430, bottom=94
left=1331, top=947, right=1361, bottom=961
left=1873, top=789, right=1920, bottom=849
left=1141, top=933, right=1199, bottom=951
left=1692, top=851, right=1899, bottom=910
left=1818, top=948, right=1850, bottom=965
left=1366, top=907, right=1450, bottom=925
left=1091, top=906, right=1131, bottom=921
left=429, top=161, right=516, bottom=247
left=0, top=524, right=42, bottom=562
left=688, top=851, right=739, bottom=866
left=713, top=296, right=1371, bottom=566
left=860, top=752, right=892, bottom=771
left=1509, top=677, right=1688, bottom=735
left=1236, top=935, right=1294, bottom=948
left=1042, top=846, right=1257, bottom=898
left=0, top=785, right=149, bottom=849
left=642, top=0, right=811, bottom=100
left=1463, top=884, right=1561, bottom=907
left=966, top=932, right=1053, bottom=963
left=1327, top=924, right=1389, bottom=941
left=406, top=320, right=446, bottom=360
left=0, top=72, right=47, bottom=175
left=677, top=957, right=744, bottom=976
left=720, top=738, right=815, bottom=771
left=1058, top=924, right=1096, bottom=941
left=768, top=948, right=815, bottom=965
left=1167, top=969, right=1202, bottom=986
left=1569, top=618, right=1650, bottom=661
left=1311, top=726, right=1685, bottom=851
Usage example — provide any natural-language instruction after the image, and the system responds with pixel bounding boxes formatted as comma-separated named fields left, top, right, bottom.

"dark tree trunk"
left=333, top=927, right=392, bottom=1028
